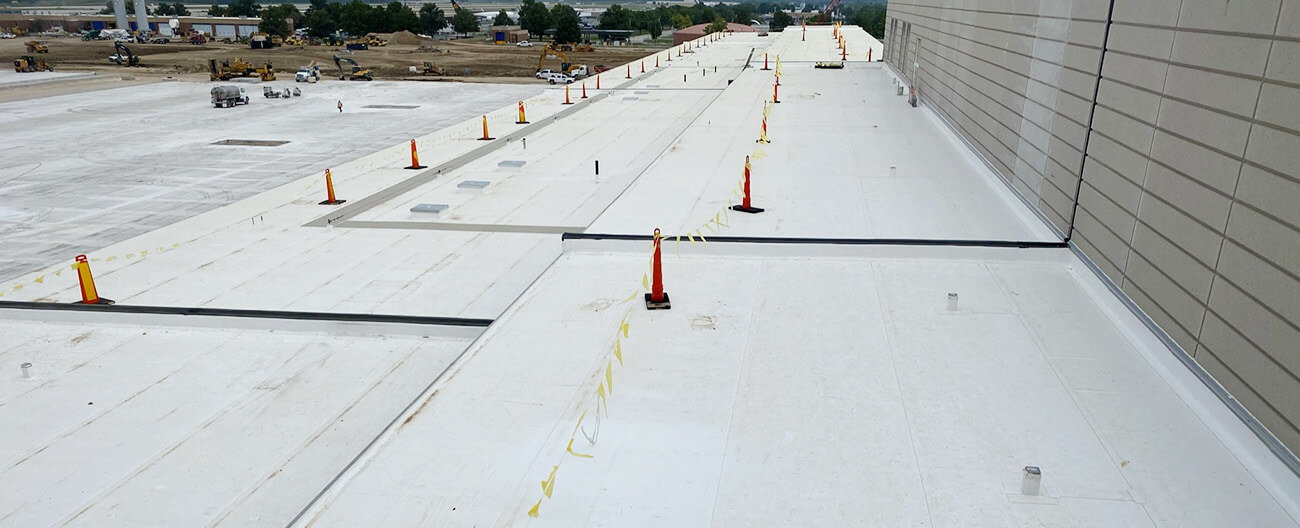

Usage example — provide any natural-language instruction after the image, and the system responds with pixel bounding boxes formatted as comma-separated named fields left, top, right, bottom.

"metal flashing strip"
left=0, top=300, right=492, bottom=338
left=562, top=232, right=1067, bottom=249
left=1067, top=243, right=1300, bottom=480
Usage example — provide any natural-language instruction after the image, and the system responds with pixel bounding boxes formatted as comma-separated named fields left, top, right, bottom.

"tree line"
left=190, top=0, right=886, bottom=41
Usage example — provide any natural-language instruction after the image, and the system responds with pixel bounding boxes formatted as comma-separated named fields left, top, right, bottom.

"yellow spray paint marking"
left=567, top=438, right=594, bottom=458
left=541, top=465, right=557, bottom=498
left=605, top=362, right=614, bottom=394
left=614, top=340, right=623, bottom=365
left=527, top=499, right=541, bottom=517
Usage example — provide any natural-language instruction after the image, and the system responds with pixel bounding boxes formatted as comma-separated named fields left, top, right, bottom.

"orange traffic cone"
left=645, top=228, right=670, bottom=310
left=72, top=254, right=113, bottom=305
left=320, top=168, right=345, bottom=205
left=564, top=84, right=573, bottom=104
left=516, top=101, right=529, bottom=124
left=405, top=139, right=426, bottom=170
left=731, top=156, right=764, bottom=214
left=478, top=115, right=493, bottom=140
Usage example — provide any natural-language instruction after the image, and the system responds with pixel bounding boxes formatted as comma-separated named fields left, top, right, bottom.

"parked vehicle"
left=542, top=71, right=574, bottom=84
left=535, top=68, right=556, bottom=79
left=295, top=66, right=320, bottom=82
left=516, top=40, right=533, bottom=47
left=210, top=85, right=249, bottom=108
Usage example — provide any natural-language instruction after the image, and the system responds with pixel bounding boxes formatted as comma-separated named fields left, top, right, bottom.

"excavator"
left=13, top=55, right=53, bottom=72
left=333, top=55, right=373, bottom=81
left=109, top=41, right=140, bottom=66
left=536, top=42, right=588, bottom=77
left=209, top=57, right=275, bottom=81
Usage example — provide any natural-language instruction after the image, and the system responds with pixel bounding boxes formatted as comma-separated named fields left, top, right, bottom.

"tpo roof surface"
left=0, top=25, right=1296, bottom=528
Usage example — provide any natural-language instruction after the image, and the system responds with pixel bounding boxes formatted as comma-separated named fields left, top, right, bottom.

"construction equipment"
left=109, top=41, right=140, bottom=66
left=283, top=35, right=305, bottom=46
left=189, top=32, right=207, bottom=45
left=13, top=55, right=54, bottom=72
left=332, top=55, right=373, bottom=81
left=249, top=32, right=273, bottom=49
left=295, top=65, right=321, bottom=82
left=814, top=61, right=845, bottom=69
left=210, top=85, right=249, bottom=108
left=25, top=40, right=49, bottom=53
left=209, top=57, right=275, bottom=81
left=263, top=86, right=293, bottom=98
left=822, top=0, right=842, bottom=17
left=418, top=61, right=444, bottom=76
left=536, top=42, right=588, bottom=77
left=82, top=30, right=101, bottom=41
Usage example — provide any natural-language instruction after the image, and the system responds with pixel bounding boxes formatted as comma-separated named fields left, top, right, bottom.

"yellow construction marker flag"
left=541, top=465, right=557, bottom=498
left=697, top=231, right=707, bottom=243
left=597, top=383, right=608, bottom=411
left=642, top=273, right=649, bottom=289
left=620, top=290, right=639, bottom=304
left=126, top=253, right=134, bottom=259
left=716, top=212, right=728, bottom=228
left=12, top=284, right=22, bottom=291
left=106, top=256, right=116, bottom=262
left=567, top=438, right=594, bottom=458
left=140, top=249, right=148, bottom=257
left=605, top=362, right=614, bottom=394
left=528, top=499, right=542, bottom=518
left=54, top=269, right=62, bottom=276
left=614, top=340, right=623, bottom=365
left=688, top=232, right=696, bottom=244
left=33, top=275, right=43, bottom=284
left=620, top=321, right=629, bottom=338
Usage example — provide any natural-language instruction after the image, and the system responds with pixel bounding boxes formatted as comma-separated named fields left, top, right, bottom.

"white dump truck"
left=210, top=85, right=249, bottom=108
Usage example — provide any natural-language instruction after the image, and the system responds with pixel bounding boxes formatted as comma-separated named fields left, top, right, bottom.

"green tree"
left=770, top=10, right=792, bottom=31
left=302, top=0, right=340, bottom=37
left=451, top=8, right=479, bottom=35
left=259, top=4, right=302, bottom=36
left=339, top=0, right=372, bottom=36
left=706, top=16, right=727, bottom=34
left=730, top=3, right=755, bottom=24
left=598, top=4, right=631, bottom=30
left=419, top=3, right=447, bottom=34
left=518, top=0, right=550, bottom=39
left=387, top=2, right=420, bottom=32
left=207, top=4, right=225, bottom=16
left=644, top=19, right=661, bottom=39
left=493, top=9, right=513, bottom=26
left=173, top=3, right=191, bottom=15
left=670, top=12, right=690, bottom=29
left=550, top=3, right=580, bottom=43
left=225, top=0, right=261, bottom=17
left=155, top=3, right=174, bottom=15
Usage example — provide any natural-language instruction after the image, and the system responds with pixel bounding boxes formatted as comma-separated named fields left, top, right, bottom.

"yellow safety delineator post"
left=73, top=254, right=113, bottom=305
left=479, top=115, right=494, bottom=140
left=516, top=101, right=529, bottom=124
left=319, top=168, right=345, bottom=205
left=405, top=139, right=426, bottom=170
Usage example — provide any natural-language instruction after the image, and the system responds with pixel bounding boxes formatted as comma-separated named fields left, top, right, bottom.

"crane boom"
left=822, top=0, right=842, bottom=16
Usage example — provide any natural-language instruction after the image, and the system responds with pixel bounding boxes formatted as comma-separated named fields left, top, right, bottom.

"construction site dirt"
left=0, top=34, right=670, bottom=86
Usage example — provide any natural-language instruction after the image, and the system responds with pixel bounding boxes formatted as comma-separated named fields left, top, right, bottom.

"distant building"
left=488, top=25, right=529, bottom=44
left=0, top=13, right=261, bottom=37
left=673, top=22, right=756, bottom=45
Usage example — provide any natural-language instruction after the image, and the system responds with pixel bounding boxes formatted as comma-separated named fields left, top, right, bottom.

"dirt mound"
left=387, top=31, right=425, bottom=46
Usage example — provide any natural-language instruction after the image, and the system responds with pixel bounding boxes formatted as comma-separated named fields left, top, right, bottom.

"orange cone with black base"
left=581, top=82, right=588, bottom=98
left=644, top=228, right=671, bottom=310
left=516, top=101, right=529, bottom=124
left=772, top=82, right=780, bottom=103
left=72, top=254, right=113, bottom=305
left=320, top=168, right=345, bottom=205
left=479, top=115, right=493, bottom=140
left=564, top=84, right=573, bottom=104
left=762, top=53, right=769, bottom=70
left=641, top=61, right=645, bottom=73
left=405, top=139, right=426, bottom=170
left=626, top=64, right=631, bottom=79
left=731, top=156, right=764, bottom=214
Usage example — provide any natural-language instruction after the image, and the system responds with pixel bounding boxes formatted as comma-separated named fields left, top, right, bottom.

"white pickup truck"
left=295, top=66, right=320, bottom=82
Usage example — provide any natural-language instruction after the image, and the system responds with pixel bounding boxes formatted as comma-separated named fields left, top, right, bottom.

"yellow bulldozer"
left=209, top=58, right=276, bottom=81
left=13, top=55, right=53, bottom=72
left=25, top=40, right=49, bottom=53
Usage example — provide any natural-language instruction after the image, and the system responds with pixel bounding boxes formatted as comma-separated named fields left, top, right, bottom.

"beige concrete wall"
left=885, top=0, right=1300, bottom=454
